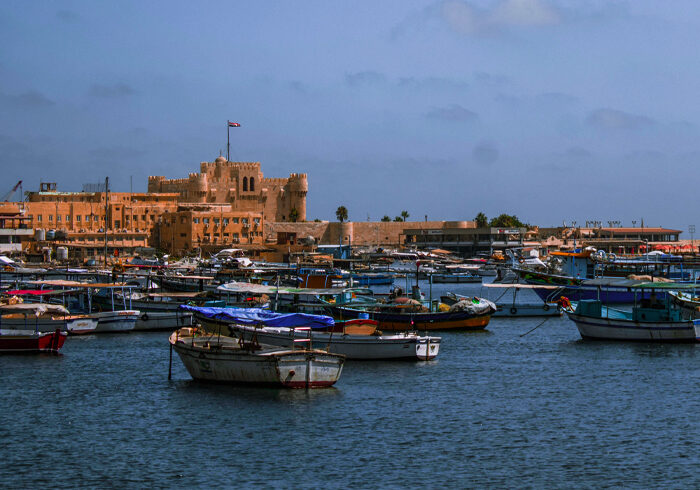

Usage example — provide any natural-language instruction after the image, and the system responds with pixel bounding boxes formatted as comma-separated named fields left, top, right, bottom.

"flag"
left=228, top=121, right=241, bottom=127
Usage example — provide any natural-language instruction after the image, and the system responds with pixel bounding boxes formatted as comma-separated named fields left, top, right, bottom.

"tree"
left=475, top=212, right=488, bottom=228
left=381, top=215, right=391, bottom=222
left=400, top=210, right=409, bottom=221
left=489, top=213, right=527, bottom=228
left=394, top=216, right=403, bottom=222
left=289, top=207, right=299, bottom=223
left=335, top=205, right=348, bottom=223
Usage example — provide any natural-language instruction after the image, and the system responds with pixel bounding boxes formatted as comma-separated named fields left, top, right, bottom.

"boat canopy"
left=180, top=305, right=335, bottom=329
left=0, top=303, right=70, bottom=315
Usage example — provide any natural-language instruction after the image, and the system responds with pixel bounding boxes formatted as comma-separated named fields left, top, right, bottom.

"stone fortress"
left=148, top=156, right=308, bottom=222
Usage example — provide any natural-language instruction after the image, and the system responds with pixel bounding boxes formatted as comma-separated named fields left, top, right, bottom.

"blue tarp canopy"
left=179, top=305, right=335, bottom=329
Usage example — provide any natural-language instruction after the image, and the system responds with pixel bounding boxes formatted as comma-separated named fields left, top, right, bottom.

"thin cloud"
left=586, top=108, right=656, bottom=130
left=425, top=104, right=478, bottom=123
left=56, top=10, right=80, bottom=23
left=398, top=76, right=469, bottom=91
left=565, top=146, right=592, bottom=158
left=0, top=90, right=55, bottom=108
left=473, top=71, right=510, bottom=86
left=442, top=0, right=561, bottom=35
left=88, top=146, right=147, bottom=160
left=344, top=71, right=386, bottom=87
left=473, top=141, right=499, bottom=165
left=89, top=83, right=136, bottom=98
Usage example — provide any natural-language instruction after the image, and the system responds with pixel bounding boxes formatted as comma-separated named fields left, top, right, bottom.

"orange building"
left=159, top=205, right=264, bottom=254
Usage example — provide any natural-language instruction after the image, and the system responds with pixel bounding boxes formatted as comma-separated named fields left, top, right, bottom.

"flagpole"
left=227, top=121, right=230, bottom=162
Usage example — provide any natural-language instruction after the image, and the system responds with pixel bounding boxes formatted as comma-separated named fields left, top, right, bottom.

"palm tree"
left=381, top=215, right=391, bottom=222
left=475, top=212, right=488, bottom=228
left=400, top=210, right=409, bottom=221
left=335, top=205, right=348, bottom=223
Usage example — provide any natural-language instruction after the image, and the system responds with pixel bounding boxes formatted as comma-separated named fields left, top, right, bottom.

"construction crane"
left=2, top=181, right=23, bottom=202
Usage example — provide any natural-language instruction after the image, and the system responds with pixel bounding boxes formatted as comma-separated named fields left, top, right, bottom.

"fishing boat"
left=0, top=303, right=69, bottom=352
left=518, top=250, right=690, bottom=304
left=169, top=326, right=345, bottom=388
left=181, top=305, right=440, bottom=360
left=563, top=282, right=700, bottom=342
left=0, top=297, right=98, bottom=334
left=28, top=280, right=139, bottom=333
left=669, top=290, right=700, bottom=319
left=332, top=297, right=496, bottom=331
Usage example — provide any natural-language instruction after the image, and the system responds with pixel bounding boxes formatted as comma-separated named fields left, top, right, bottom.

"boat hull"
left=91, top=310, right=139, bottom=333
left=567, top=312, right=698, bottom=342
left=171, top=332, right=344, bottom=388
left=0, top=329, right=67, bottom=353
left=134, top=311, right=193, bottom=331
left=333, top=306, right=491, bottom=331
left=198, top=318, right=440, bottom=360
left=493, top=304, right=562, bottom=317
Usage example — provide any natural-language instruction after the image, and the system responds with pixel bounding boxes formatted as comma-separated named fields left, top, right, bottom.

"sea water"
left=1, top=281, right=699, bottom=488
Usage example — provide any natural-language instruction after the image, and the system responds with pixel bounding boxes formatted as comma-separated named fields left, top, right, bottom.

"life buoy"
left=543, top=304, right=550, bottom=311
left=141, top=313, right=149, bottom=322
left=510, top=307, right=517, bottom=315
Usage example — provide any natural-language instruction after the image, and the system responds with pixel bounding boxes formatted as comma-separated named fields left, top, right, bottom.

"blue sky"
left=1, top=1, right=698, bottom=232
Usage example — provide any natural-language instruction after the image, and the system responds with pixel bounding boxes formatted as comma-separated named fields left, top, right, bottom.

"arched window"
left=250, top=177, right=255, bottom=192
left=243, top=177, right=248, bottom=192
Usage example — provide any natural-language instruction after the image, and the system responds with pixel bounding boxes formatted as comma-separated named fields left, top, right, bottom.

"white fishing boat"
left=563, top=282, right=700, bottom=342
left=188, top=306, right=440, bottom=360
left=228, top=324, right=439, bottom=360
left=90, top=310, right=140, bottom=333
left=169, top=327, right=345, bottom=388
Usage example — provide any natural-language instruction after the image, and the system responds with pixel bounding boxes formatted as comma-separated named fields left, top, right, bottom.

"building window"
left=85, top=215, right=90, bottom=222
left=250, top=177, right=255, bottom=191
left=57, top=215, right=61, bottom=222
left=94, top=216, right=98, bottom=222
left=66, top=215, right=70, bottom=221
left=223, top=218, right=229, bottom=226
left=77, top=216, right=81, bottom=222
left=38, top=215, right=42, bottom=223
left=49, top=215, right=53, bottom=222
left=180, top=233, right=187, bottom=238
left=214, top=218, right=220, bottom=225
left=254, top=218, right=260, bottom=224
left=203, top=218, right=209, bottom=224
left=243, top=177, right=248, bottom=192
left=233, top=218, right=239, bottom=224
left=193, top=218, right=199, bottom=224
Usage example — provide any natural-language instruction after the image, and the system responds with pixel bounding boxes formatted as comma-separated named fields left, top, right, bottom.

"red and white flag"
left=228, top=121, right=241, bottom=127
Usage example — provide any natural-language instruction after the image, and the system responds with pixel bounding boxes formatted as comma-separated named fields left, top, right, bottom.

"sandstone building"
left=147, top=156, right=307, bottom=222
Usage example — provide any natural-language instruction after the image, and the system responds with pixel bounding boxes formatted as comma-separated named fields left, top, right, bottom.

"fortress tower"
left=148, top=156, right=306, bottom=221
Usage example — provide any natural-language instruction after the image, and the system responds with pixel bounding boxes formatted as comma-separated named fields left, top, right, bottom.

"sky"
left=1, top=1, right=698, bottom=233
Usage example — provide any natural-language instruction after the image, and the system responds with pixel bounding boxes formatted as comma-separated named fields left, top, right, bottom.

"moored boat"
left=563, top=282, right=700, bottom=342
left=332, top=297, right=496, bottom=331
left=169, top=327, right=345, bottom=388
left=182, top=305, right=441, bottom=360
left=0, top=303, right=68, bottom=353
